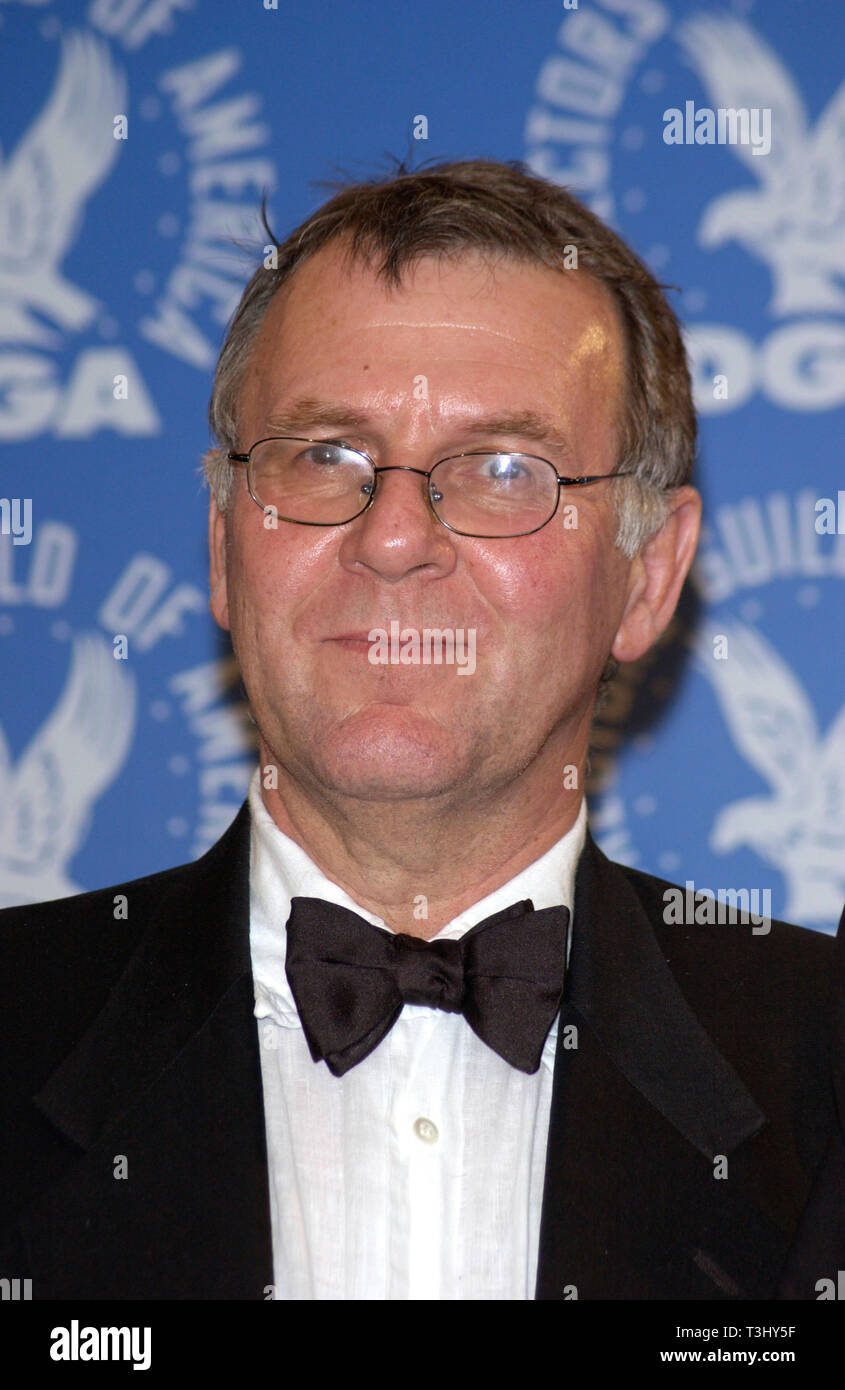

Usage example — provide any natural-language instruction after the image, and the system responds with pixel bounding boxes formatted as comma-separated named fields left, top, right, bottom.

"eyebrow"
left=265, top=400, right=371, bottom=434
left=263, top=400, right=575, bottom=458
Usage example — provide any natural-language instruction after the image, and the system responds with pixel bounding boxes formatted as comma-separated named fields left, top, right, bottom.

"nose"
left=337, top=463, right=457, bottom=583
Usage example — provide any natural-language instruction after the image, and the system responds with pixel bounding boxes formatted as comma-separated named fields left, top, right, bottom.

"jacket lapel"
left=535, top=832, right=789, bottom=1300
left=19, top=803, right=273, bottom=1300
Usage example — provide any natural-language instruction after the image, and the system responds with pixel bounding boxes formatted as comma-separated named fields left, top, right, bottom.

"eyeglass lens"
left=248, top=438, right=559, bottom=537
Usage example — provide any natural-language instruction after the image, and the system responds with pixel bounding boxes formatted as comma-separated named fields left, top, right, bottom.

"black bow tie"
left=284, top=896, right=570, bottom=1077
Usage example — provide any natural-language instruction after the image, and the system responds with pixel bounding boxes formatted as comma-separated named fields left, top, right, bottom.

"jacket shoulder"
left=614, top=856, right=836, bottom=967
left=0, top=800, right=251, bottom=955
left=602, top=851, right=837, bottom=1169
left=611, top=853, right=834, bottom=1067
left=0, top=803, right=251, bottom=1098
left=0, top=857, right=201, bottom=973
left=0, top=861, right=201, bottom=1094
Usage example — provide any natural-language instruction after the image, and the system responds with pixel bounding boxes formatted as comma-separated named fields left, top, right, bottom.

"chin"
left=300, top=706, right=469, bottom=801
left=315, top=767, right=459, bottom=801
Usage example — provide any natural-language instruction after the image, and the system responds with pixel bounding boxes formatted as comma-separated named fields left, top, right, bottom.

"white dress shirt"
left=248, top=768, right=587, bottom=1300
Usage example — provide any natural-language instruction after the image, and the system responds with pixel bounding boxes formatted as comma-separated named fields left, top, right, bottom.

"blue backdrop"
left=1, top=0, right=843, bottom=932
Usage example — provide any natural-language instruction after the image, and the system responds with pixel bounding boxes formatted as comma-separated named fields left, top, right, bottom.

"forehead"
left=238, top=240, right=627, bottom=445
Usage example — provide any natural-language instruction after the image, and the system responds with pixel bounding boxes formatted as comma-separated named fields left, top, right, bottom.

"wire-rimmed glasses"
left=227, top=436, right=637, bottom=539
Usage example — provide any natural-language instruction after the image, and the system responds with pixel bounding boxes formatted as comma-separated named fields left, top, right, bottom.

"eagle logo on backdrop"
left=524, top=4, right=845, bottom=928
left=695, top=625, right=845, bottom=925
left=0, top=31, right=126, bottom=346
left=0, top=2, right=276, bottom=902
left=677, top=13, right=845, bottom=928
left=0, top=3, right=277, bottom=445
left=0, top=634, right=136, bottom=908
left=678, top=15, right=845, bottom=315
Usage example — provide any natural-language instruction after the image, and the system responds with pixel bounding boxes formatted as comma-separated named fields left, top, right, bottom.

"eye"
left=299, top=442, right=349, bottom=466
left=484, top=453, right=530, bottom=481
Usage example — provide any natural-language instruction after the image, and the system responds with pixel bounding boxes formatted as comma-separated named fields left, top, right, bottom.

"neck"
left=257, top=733, right=587, bottom=939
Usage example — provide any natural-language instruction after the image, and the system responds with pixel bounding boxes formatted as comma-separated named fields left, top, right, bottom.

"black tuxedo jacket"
left=0, top=803, right=836, bottom=1300
left=778, top=910, right=845, bottom=1297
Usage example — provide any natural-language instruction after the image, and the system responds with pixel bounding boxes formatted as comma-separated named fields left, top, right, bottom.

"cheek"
left=227, top=508, right=325, bottom=624
left=466, top=527, right=607, bottom=630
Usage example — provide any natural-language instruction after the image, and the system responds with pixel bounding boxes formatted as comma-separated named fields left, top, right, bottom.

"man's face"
left=210, top=243, right=664, bottom=805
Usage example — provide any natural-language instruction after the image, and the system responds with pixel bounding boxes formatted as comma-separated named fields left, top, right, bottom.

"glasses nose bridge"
left=365, top=462, right=441, bottom=522
left=371, top=464, right=432, bottom=481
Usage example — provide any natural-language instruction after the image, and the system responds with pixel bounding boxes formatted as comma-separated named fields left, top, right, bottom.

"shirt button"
left=413, top=1116, right=439, bottom=1144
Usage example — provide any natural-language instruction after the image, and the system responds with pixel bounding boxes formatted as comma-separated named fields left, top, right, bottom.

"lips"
left=324, top=626, right=464, bottom=641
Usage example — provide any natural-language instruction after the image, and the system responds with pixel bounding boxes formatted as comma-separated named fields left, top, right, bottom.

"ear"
left=208, top=495, right=231, bottom=632
left=611, top=486, right=701, bottom=664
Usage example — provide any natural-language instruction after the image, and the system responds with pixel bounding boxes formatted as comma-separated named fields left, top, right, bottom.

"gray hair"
left=204, top=159, right=697, bottom=558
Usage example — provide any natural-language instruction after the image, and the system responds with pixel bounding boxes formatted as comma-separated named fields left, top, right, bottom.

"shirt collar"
left=248, top=766, right=587, bottom=1031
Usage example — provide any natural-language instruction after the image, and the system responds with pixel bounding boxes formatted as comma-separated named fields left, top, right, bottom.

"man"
left=0, top=160, right=835, bottom=1300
